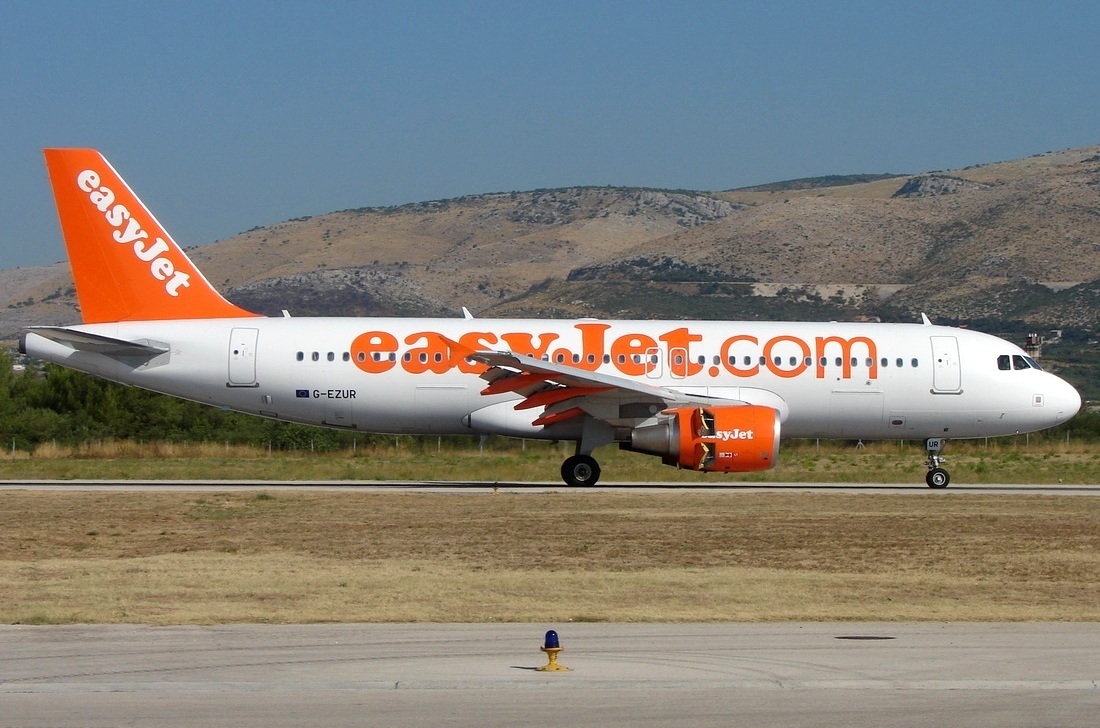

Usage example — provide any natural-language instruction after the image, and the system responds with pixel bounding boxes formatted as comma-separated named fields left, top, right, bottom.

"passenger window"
left=911, top=358, right=919, bottom=367
left=296, top=352, right=304, bottom=362
left=311, top=352, right=319, bottom=362
left=880, top=358, right=888, bottom=367
left=835, top=357, right=842, bottom=367
left=896, top=358, right=903, bottom=367
left=342, top=352, right=350, bottom=362
left=819, top=357, right=827, bottom=367
left=998, top=355, right=1011, bottom=371
left=744, top=356, right=752, bottom=366
left=327, top=352, right=335, bottom=362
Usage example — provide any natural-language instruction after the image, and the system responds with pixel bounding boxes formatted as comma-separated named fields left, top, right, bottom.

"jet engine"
left=626, top=405, right=780, bottom=472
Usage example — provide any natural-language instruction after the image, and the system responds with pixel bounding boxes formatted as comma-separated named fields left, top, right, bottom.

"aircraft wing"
left=24, top=327, right=170, bottom=358
left=467, top=350, right=748, bottom=428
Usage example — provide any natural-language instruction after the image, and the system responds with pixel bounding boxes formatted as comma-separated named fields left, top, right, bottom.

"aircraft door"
left=228, top=328, right=259, bottom=387
left=930, top=336, right=962, bottom=393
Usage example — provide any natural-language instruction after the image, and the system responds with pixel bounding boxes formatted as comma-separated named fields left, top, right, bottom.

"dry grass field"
left=2, top=489, right=1098, bottom=625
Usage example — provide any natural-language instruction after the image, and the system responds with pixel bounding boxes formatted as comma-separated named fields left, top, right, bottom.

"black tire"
left=561, top=454, right=601, bottom=486
left=926, top=468, right=950, bottom=489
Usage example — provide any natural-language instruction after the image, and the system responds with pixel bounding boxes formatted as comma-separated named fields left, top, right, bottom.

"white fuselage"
left=23, top=317, right=1083, bottom=443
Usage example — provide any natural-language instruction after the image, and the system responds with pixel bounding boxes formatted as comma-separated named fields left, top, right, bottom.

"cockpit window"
left=1000, top=353, right=1043, bottom=371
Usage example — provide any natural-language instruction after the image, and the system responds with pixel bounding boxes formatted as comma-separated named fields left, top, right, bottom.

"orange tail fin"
left=43, top=148, right=259, bottom=323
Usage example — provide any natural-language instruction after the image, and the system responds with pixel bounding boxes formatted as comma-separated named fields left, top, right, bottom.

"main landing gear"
left=561, top=454, right=601, bottom=486
left=560, top=419, right=612, bottom=486
left=924, top=438, right=950, bottom=488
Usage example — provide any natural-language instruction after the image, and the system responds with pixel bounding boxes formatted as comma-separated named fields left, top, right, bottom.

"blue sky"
left=2, top=1, right=1098, bottom=269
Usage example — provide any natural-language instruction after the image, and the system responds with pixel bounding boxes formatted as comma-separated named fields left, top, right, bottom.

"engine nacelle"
left=627, top=405, right=780, bottom=473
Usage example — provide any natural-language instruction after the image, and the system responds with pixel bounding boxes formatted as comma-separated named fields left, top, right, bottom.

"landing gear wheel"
left=924, top=438, right=950, bottom=489
left=561, top=454, right=601, bottom=486
left=926, top=468, right=950, bottom=489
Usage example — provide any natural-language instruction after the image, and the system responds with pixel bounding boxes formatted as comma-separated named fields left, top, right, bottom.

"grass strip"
left=2, top=438, right=1099, bottom=484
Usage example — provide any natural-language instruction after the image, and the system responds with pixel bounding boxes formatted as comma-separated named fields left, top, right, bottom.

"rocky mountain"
left=3, top=145, right=1099, bottom=344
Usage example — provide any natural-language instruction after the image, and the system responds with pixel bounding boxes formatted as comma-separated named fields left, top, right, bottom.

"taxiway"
left=3, top=623, right=1098, bottom=727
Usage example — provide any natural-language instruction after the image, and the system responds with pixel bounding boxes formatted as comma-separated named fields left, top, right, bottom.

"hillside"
left=3, top=145, right=1098, bottom=340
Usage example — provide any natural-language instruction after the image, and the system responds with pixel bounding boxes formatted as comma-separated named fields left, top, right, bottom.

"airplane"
left=20, top=148, right=1082, bottom=488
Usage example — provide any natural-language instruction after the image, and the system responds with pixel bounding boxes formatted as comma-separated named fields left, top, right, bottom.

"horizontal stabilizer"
left=24, top=327, right=170, bottom=358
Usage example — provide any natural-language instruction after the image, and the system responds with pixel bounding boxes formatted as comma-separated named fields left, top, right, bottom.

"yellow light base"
left=536, top=646, right=571, bottom=672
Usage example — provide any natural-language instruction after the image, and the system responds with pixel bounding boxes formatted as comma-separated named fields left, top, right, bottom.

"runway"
left=2, top=479, right=1099, bottom=494
left=3, top=484, right=1097, bottom=724
left=3, top=623, right=1098, bottom=727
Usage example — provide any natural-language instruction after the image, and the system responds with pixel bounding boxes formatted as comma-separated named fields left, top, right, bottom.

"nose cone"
left=1049, top=376, right=1083, bottom=425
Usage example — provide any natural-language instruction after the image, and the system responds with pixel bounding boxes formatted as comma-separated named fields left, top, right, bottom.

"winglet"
left=43, top=148, right=259, bottom=323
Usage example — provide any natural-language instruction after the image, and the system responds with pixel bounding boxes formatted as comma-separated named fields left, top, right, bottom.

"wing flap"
left=532, top=406, right=587, bottom=427
left=514, top=385, right=614, bottom=410
left=465, top=350, right=760, bottom=430
left=471, top=350, right=684, bottom=402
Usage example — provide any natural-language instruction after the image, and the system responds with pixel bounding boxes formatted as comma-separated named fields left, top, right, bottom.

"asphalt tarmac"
left=3, top=623, right=1099, bottom=727
left=2, top=479, right=1099, bottom=494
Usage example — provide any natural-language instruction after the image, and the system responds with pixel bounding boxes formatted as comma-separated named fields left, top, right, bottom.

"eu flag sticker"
left=295, top=389, right=310, bottom=398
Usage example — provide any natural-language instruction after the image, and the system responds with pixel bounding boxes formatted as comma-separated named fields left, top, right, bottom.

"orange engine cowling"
left=627, top=405, right=780, bottom=473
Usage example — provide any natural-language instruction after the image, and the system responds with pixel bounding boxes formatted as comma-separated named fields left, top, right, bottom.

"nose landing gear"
left=925, top=438, right=950, bottom=488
